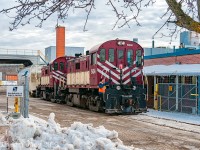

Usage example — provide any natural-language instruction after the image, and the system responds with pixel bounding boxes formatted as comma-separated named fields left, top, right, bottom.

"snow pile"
left=0, top=112, right=9, bottom=150
left=0, top=113, right=138, bottom=150
left=0, top=113, right=7, bottom=126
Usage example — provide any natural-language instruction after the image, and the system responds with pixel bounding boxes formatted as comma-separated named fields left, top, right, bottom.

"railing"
left=0, top=48, right=40, bottom=56
left=0, top=48, right=49, bottom=63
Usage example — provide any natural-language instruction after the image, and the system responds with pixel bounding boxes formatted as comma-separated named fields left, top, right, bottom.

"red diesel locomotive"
left=35, top=39, right=147, bottom=114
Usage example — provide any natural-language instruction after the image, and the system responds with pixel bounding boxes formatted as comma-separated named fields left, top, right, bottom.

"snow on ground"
left=0, top=112, right=139, bottom=150
left=144, top=109, right=200, bottom=125
left=125, top=109, right=200, bottom=134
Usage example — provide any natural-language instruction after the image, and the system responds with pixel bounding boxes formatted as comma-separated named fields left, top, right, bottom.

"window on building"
left=109, top=49, right=114, bottom=62
left=91, top=53, right=96, bottom=65
left=169, top=76, right=175, bottom=83
left=60, top=62, right=64, bottom=71
left=127, top=49, right=133, bottom=67
left=136, top=50, right=142, bottom=67
left=54, top=62, right=58, bottom=71
left=100, top=49, right=106, bottom=62
left=118, top=50, right=124, bottom=59
left=185, top=76, right=193, bottom=84
left=66, top=63, right=68, bottom=69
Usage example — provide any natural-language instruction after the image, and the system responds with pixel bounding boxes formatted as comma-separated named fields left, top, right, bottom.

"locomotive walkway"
left=0, top=48, right=47, bottom=67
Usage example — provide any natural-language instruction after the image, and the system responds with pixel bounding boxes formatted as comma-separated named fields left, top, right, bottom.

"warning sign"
left=6, top=86, right=24, bottom=97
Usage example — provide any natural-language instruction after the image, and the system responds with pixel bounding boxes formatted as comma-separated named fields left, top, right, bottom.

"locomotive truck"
left=34, top=39, right=147, bottom=114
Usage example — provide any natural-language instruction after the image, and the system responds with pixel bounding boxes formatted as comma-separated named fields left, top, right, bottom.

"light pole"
left=22, top=71, right=29, bottom=118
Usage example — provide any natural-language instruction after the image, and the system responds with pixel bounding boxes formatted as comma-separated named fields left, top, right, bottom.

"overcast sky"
left=0, top=0, right=181, bottom=53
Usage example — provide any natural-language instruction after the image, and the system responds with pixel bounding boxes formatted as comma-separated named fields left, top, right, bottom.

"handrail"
left=0, top=48, right=39, bottom=55
left=0, top=48, right=49, bottom=63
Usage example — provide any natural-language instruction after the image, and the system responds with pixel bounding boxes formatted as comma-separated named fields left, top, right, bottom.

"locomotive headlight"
left=117, top=41, right=122, bottom=45
left=133, top=86, right=137, bottom=90
left=116, top=86, right=121, bottom=90
left=117, top=41, right=125, bottom=46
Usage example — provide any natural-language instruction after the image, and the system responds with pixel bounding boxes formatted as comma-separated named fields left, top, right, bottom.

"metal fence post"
left=198, top=76, right=200, bottom=115
left=176, top=75, right=179, bottom=111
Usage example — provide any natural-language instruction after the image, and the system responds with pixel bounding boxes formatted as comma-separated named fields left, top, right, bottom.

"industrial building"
left=144, top=31, right=200, bottom=115
left=45, top=46, right=84, bottom=62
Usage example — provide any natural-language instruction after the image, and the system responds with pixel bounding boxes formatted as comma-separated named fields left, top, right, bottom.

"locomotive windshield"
left=136, top=50, right=142, bottom=67
left=127, top=49, right=133, bottom=67
left=118, top=50, right=124, bottom=59
left=109, top=48, right=114, bottom=62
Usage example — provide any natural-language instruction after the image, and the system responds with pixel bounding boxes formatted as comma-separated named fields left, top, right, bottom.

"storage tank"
left=56, top=26, right=65, bottom=58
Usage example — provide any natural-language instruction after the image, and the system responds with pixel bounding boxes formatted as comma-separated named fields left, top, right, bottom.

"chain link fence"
left=158, top=83, right=198, bottom=114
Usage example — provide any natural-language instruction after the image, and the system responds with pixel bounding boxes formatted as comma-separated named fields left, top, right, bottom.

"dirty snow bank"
left=0, top=112, right=140, bottom=150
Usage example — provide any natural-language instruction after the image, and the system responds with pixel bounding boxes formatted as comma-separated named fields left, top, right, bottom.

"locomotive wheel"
left=88, top=100, right=100, bottom=112
left=46, top=93, right=51, bottom=101
left=51, top=98, right=56, bottom=103
left=65, top=95, right=74, bottom=106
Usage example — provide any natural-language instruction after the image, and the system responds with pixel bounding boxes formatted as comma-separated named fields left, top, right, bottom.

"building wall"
left=45, top=46, right=84, bottom=62
left=144, top=47, right=174, bottom=56
left=180, top=31, right=199, bottom=46
left=144, top=54, right=200, bottom=66
left=180, top=31, right=190, bottom=45
left=0, top=64, right=24, bottom=81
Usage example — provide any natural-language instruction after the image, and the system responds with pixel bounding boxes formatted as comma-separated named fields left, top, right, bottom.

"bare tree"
left=0, top=0, right=200, bottom=33
left=166, top=0, right=200, bottom=33
left=196, top=0, right=200, bottom=21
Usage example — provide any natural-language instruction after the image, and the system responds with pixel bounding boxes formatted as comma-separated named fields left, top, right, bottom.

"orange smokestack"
left=56, top=26, right=65, bottom=58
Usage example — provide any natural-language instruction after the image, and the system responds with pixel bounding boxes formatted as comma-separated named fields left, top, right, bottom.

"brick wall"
left=144, top=54, right=200, bottom=66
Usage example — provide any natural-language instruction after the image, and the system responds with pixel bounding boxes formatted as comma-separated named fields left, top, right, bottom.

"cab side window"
left=60, top=62, right=64, bottom=71
left=100, top=49, right=105, bottom=62
left=136, top=50, right=142, bottom=67
left=76, top=63, right=80, bottom=70
left=50, top=65, right=52, bottom=72
left=109, top=49, right=114, bottom=62
left=45, top=69, right=48, bottom=75
left=91, top=53, right=97, bottom=65
left=54, top=62, right=58, bottom=71
left=127, top=49, right=133, bottom=67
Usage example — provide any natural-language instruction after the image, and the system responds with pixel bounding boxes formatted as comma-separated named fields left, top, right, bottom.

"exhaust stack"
left=56, top=26, right=65, bottom=58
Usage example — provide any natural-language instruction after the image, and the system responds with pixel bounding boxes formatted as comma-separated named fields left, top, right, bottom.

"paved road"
left=1, top=96, right=200, bottom=150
